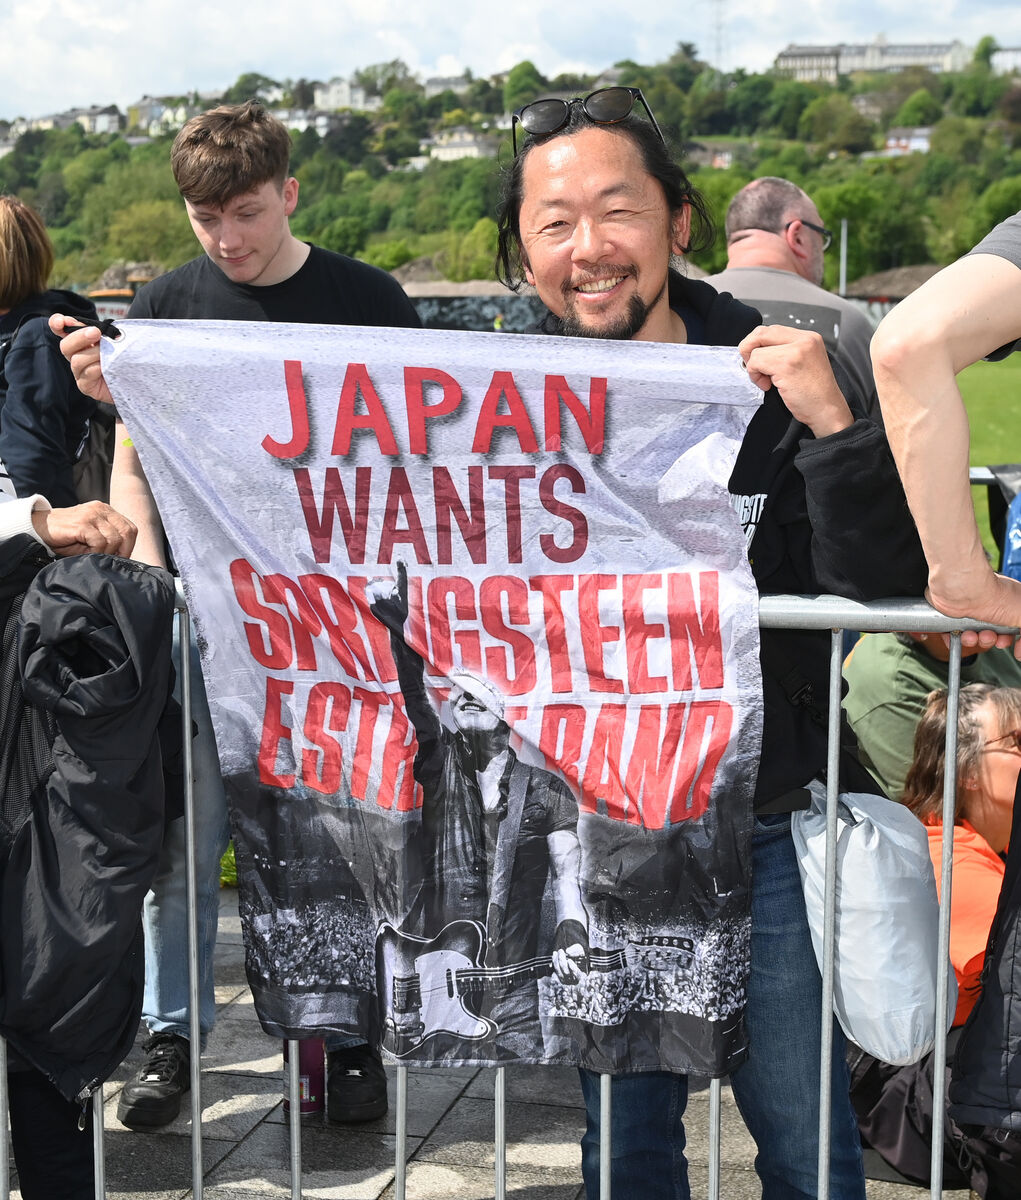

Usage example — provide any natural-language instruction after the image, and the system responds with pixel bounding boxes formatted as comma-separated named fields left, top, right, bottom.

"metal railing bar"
left=1, top=1038, right=8, bottom=1198
left=395, top=1064, right=408, bottom=1200
left=92, top=1084, right=105, bottom=1199
left=178, top=603, right=204, bottom=1200
left=815, top=629, right=844, bottom=1200
left=708, top=1077, right=722, bottom=1200
left=494, top=1066, right=506, bottom=1200
left=931, top=636, right=963, bottom=1196
left=599, top=1072, right=611, bottom=1200
left=285, top=1041, right=301, bottom=1200
left=759, top=594, right=1017, bottom=636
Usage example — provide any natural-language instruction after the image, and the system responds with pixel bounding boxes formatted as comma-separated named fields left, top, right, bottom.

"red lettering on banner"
left=578, top=574, right=624, bottom=694
left=404, top=366, right=462, bottom=453
left=262, top=360, right=310, bottom=458
left=434, top=466, right=487, bottom=564
left=539, top=465, right=588, bottom=563
left=472, top=372, right=539, bottom=454
left=426, top=576, right=478, bottom=677
left=529, top=575, right=577, bottom=692
left=262, top=574, right=323, bottom=671
left=298, top=574, right=374, bottom=679
left=625, top=704, right=685, bottom=828
left=487, top=466, right=534, bottom=562
left=257, top=677, right=295, bottom=787
left=378, top=468, right=431, bottom=564
left=301, top=682, right=351, bottom=794
left=332, top=363, right=398, bottom=455
left=377, top=702, right=418, bottom=811
left=623, top=574, right=669, bottom=694
left=293, top=466, right=371, bottom=564
left=543, top=375, right=606, bottom=453
left=479, top=576, right=537, bottom=696
left=672, top=700, right=733, bottom=822
left=668, top=571, right=724, bottom=690
left=230, top=559, right=293, bottom=670
left=349, top=687, right=387, bottom=800
left=539, top=703, right=588, bottom=792
left=581, top=703, right=631, bottom=821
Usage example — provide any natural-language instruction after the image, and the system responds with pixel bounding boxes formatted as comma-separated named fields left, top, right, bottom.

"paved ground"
left=7, top=889, right=973, bottom=1199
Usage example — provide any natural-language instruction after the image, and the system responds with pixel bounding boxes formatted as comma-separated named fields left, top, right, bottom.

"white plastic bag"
left=791, top=780, right=956, bottom=1066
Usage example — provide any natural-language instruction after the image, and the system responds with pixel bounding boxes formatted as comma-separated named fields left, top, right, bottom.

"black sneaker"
left=326, top=1043, right=388, bottom=1123
left=116, top=1032, right=191, bottom=1129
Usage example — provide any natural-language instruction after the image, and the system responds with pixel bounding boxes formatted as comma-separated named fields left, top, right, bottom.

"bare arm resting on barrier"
left=871, top=253, right=1021, bottom=655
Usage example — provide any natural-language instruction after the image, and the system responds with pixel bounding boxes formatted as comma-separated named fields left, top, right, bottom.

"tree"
left=319, top=216, right=368, bottom=257
left=974, top=36, right=999, bottom=68
left=221, top=72, right=280, bottom=104
left=893, top=88, right=943, bottom=128
left=105, top=199, right=195, bottom=268
left=503, top=61, right=547, bottom=115
left=288, top=78, right=316, bottom=109
left=354, top=59, right=419, bottom=98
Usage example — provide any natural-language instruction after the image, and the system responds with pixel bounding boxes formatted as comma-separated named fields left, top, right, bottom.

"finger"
left=47, top=313, right=86, bottom=337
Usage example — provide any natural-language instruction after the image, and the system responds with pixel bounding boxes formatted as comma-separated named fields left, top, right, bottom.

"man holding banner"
left=498, top=88, right=928, bottom=1199
left=52, top=99, right=420, bottom=1128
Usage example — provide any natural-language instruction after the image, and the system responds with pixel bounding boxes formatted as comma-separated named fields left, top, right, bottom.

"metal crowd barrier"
left=2, top=592, right=1016, bottom=1200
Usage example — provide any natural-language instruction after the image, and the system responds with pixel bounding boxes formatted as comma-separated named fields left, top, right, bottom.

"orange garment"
left=927, top=820, right=1005, bottom=1026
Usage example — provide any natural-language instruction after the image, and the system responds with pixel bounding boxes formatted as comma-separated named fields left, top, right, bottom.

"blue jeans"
left=145, top=623, right=364, bottom=1055
left=579, top=812, right=865, bottom=1200
left=143, top=624, right=230, bottom=1045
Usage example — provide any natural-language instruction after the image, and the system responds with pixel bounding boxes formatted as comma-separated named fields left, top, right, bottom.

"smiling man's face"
left=517, top=125, right=689, bottom=343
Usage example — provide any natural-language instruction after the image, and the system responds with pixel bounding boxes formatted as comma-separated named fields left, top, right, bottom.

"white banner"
left=105, top=320, right=764, bottom=1074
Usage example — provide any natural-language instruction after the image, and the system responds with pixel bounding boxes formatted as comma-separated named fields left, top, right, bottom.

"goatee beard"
left=559, top=293, right=651, bottom=340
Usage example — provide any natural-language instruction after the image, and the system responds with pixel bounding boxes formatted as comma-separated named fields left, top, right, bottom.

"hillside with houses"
left=1, top=36, right=1019, bottom=293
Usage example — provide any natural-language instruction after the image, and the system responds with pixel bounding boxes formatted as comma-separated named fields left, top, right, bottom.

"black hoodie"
left=0, top=288, right=98, bottom=506
left=537, top=271, right=927, bottom=808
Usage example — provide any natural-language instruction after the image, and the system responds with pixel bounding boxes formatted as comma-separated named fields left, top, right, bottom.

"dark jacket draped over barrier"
left=0, top=548, right=176, bottom=1105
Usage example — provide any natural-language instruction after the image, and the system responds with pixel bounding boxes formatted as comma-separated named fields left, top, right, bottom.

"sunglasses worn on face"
left=983, top=729, right=1021, bottom=753
left=512, top=86, right=665, bottom=155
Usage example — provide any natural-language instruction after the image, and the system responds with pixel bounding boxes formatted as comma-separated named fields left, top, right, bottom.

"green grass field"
left=961, top=355, right=1021, bottom=561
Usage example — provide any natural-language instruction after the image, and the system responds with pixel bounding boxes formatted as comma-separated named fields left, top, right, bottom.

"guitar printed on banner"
left=376, top=919, right=696, bottom=1058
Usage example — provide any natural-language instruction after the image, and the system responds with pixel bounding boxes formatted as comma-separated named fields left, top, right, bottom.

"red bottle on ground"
left=282, top=1038, right=325, bottom=1120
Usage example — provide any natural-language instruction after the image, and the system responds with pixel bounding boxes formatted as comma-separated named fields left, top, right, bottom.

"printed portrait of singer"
left=368, top=563, right=590, bottom=1061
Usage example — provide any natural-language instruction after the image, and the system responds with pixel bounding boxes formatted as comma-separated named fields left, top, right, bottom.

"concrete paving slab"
left=463, top=1065, right=585, bottom=1109
left=202, top=1121, right=414, bottom=1199
left=415, top=1095, right=584, bottom=1172
left=377, top=1161, right=586, bottom=1200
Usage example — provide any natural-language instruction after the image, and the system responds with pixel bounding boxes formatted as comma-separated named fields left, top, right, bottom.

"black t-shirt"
left=128, top=244, right=421, bottom=329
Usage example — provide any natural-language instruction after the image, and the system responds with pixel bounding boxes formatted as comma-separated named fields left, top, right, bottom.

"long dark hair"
left=495, top=107, right=714, bottom=292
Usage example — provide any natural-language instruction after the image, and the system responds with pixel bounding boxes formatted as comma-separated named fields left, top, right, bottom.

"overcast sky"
left=2, top=0, right=1020, bottom=123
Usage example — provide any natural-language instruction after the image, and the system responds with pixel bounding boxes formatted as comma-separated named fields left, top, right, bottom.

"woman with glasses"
left=850, top=683, right=1021, bottom=1197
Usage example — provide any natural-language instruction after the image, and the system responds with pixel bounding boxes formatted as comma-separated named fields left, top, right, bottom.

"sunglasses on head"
left=512, top=86, right=665, bottom=155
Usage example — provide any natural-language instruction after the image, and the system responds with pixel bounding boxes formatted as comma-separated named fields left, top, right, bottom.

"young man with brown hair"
left=54, top=100, right=419, bottom=1129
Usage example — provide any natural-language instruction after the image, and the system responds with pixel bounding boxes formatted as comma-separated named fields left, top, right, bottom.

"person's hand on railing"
left=925, top=564, right=1021, bottom=657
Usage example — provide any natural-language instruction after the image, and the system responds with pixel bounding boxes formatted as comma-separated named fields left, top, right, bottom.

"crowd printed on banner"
left=105, top=322, right=763, bottom=1074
